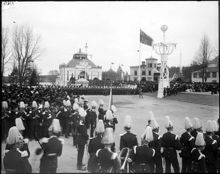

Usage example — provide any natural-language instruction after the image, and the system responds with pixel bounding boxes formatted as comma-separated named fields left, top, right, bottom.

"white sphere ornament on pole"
left=153, top=25, right=176, bottom=98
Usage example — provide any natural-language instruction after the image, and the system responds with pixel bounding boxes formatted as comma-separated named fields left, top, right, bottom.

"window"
left=142, top=71, right=146, bottom=75
left=212, top=72, right=217, bottom=78
left=148, top=63, right=152, bottom=68
left=134, top=70, right=137, bottom=76
left=206, top=72, right=210, bottom=78
left=154, top=64, right=157, bottom=68
left=148, top=70, right=151, bottom=76
left=193, top=73, right=197, bottom=78
left=199, top=72, right=202, bottom=78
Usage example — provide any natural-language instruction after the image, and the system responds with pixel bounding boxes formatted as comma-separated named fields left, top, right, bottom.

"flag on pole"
left=108, top=86, right=113, bottom=110
left=140, top=29, right=153, bottom=46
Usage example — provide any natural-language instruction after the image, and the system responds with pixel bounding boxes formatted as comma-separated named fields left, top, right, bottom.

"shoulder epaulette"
left=120, top=132, right=127, bottom=136
left=175, top=135, right=178, bottom=140
left=191, top=148, right=196, bottom=153
left=17, top=149, right=28, bottom=157
left=40, top=137, right=48, bottom=144
left=58, top=138, right=64, bottom=145
left=111, top=152, right=118, bottom=160
left=23, top=138, right=29, bottom=144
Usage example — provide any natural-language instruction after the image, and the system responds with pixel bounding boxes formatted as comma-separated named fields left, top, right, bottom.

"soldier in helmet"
left=179, top=117, right=195, bottom=173
left=120, top=115, right=138, bottom=151
left=75, top=108, right=89, bottom=170
left=98, top=99, right=106, bottom=121
left=191, top=132, right=207, bottom=173
left=65, top=99, right=73, bottom=138
left=148, top=112, right=163, bottom=173
left=203, top=120, right=218, bottom=173
left=17, top=101, right=28, bottom=138
left=129, top=126, right=155, bottom=173
left=2, top=101, right=10, bottom=142
left=191, top=117, right=203, bottom=138
left=72, top=102, right=80, bottom=146
left=95, top=127, right=121, bottom=173
left=110, top=105, right=118, bottom=132
left=89, top=101, right=98, bottom=138
left=41, top=101, right=52, bottom=138
left=38, top=119, right=64, bottom=173
left=3, top=127, right=32, bottom=173
left=161, top=116, right=182, bottom=173
left=87, top=120, right=105, bottom=172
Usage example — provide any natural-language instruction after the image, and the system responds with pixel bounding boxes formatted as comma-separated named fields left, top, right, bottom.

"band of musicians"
left=2, top=93, right=220, bottom=173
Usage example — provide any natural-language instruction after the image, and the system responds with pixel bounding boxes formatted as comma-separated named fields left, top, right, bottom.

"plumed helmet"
left=95, top=120, right=105, bottom=134
left=105, top=110, right=113, bottom=120
left=67, top=95, right=70, bottom=100
left=165, top=116, right=173, bottom=129
left=151, top=118, right=159, bottom=130
left=63, top=100, right=67, bottom=106
left=205, top=120, right=214, bottom=133
left=142, top=126, right=154, bottom=143
left=74, top=98, right=79, bottom=103
left=193, top=117, right=202, bottom=130
left=195, top=132, right=205, bottom=146
left=32, top=101, right=38, bottom=108
left=101, top=127, right=114, bottom=145
left=99, top=99, right=104, bottom=106
left=212, top=120, right=219, bottom=132
left=2, top=101, right=8, bottom=109
left=124, top=115, right=132, bottom=130
left=6, top=126, right=23, bottom=145
left=19, top=101, right=25, bottom=108
left=48, top=119, right=61, bottom=133
left=78, top=108, right=86, bottom=117
left=148, top=111, right=155, bottom=122
left=111, top=105, right=117, bottom=113
left=91, top=101, right=97, bottom=108
left=66, top=100, right=71, bottom=107
left=44, top=101, right=50, bottom=108
left=73, top=103, right=79, bottom=110
left=15, top=117, right=25, bottom=131
left=184, top=117, right=193, bottom=130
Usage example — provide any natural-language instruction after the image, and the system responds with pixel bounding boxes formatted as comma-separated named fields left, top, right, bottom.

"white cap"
left=74, top=98, right=79, bottom=103
left=111, top=105, right=117, bottom=113
left=124, top=115, right=132, bottom=129
left=6, top=126, right=23, bottom=145
left=105, top=110, right=113, bottom=120
left=91, top=101, right=97, bottom=108
left=32, top=101, right=38, bottom=108
left=99, top=99, right=104, bottom=106
left=48, top=119, right=61, bottom=133
left=212, top=120, right=219, bottom=132
left=148, top=111, right=155, bottom=122
left=151, top=118, right=159, bottom=130
left=95, top=120, right=105, bottom=133
left=15, top=118, right=25, bottom=131
left=73, top=103, right=79, bottom=110
left=79, top=108, right=86, bottom=117
left=195, top=132, right=205, bottom=146
left=142, top=126, right=154, bottom=142
left=205, top=120, right=214, bottom=133
left=44, top=101, right=50, bottom=108
left=66, top=100, right=71, bottom=107
left=101, top=127, right=114, bottom=144
left=2, top=101, right=8, bottom=109
left=19, top=101, right=25, bottom=108
left=184, top=117, right=193, bottom=130
left=165, top=116, right=173, bottom=128
left=193, top=117, right=202, bottom=130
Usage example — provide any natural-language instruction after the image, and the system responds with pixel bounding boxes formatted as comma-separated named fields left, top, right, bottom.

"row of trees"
left=2, top=25, right=42, bottom=86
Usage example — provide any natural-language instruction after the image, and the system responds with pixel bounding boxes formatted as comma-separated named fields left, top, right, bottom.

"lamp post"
left=153, top=25, right=176, bottom=98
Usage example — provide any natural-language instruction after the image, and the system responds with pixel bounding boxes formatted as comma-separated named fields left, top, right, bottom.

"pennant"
left=140, top=29, right=153, bottom=46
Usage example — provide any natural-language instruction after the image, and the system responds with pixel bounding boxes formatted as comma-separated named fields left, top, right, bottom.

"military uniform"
left=1, top=109, right=10, bottom=142
left=119, top=131, right=138, bottom=151
left=39, top=136, right=64, bottom=173
left=41, top=109, right=52, bottom=138
left=179, top=131, right=195, bottom=173
left=161, top=132, right=182, bottom=173
left=149, top=132, right=163, bottom=173
left=191, top=148, right=207, bottom=173
left=129, top=144, right=155, bottom=173
left=89, top=110, right=97, bottom=138
left=72, top=110, right=80, bottom=146
left=29, top=108, right=41, bottom=140
left=203, top=133, right=218, bottom=173
left=98, top=107, right=106, bottom=121
left=95, top=148, right=121, bottom=173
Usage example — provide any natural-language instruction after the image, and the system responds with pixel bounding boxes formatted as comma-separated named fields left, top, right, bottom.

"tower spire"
left=85, top=43, right=88, bottom=54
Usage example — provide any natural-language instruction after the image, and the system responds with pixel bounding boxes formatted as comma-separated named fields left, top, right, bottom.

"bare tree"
left=193, top=35, right=214, bottom=84
left=12, top=25, right=41, bottom=86
left=1, top=27, right=11, bottom=81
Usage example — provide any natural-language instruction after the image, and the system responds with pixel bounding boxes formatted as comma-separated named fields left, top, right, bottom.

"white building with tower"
left=56, top=48, right=102, bottom=86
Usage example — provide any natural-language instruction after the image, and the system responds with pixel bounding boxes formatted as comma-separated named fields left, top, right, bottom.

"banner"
left=140, top=29, right=153, bottom=46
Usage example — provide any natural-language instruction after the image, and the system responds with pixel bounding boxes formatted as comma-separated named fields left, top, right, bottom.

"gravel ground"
left=1, top=93, right=219, bottom=173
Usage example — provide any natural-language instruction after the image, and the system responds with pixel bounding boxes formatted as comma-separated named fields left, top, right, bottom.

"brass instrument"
left=118, top=147, right=131, bottom=173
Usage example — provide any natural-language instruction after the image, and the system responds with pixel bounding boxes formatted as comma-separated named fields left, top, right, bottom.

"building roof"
left=192, top=66, right=219, bottom=73
left=145, top=57, right=158, bottom=61
left=209, top=55, right=219, bottom=64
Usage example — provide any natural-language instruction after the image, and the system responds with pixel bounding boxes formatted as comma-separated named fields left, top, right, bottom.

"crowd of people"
left=1, top=84, right=220, bottom=173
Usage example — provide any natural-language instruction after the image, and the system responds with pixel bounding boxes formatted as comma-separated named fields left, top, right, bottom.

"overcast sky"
left=2, top=1, right=219, bottom=75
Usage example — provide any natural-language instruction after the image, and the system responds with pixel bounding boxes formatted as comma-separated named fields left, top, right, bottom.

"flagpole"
left=138, top=29, right=141, bottom=83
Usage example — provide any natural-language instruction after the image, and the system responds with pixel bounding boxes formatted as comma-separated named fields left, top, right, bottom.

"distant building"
left=56, top=49, right=102, bottom=86
left=130, top=57, right=160, bottom=82
left=191, top=56, right=219, bottom=83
